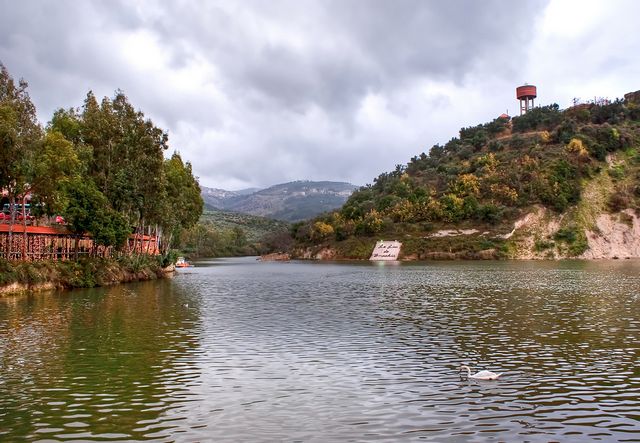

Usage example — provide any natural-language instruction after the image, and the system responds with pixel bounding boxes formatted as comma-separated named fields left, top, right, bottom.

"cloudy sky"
left=1, top=0, right=639, bottom=190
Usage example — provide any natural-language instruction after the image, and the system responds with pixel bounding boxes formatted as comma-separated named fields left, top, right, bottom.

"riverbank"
left=293, top=204, right=640, bottom=261
left=0, top=256, right=173, bottom=296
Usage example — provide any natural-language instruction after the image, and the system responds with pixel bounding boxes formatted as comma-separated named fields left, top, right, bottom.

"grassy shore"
left=0, top=255, right=171, bottom=295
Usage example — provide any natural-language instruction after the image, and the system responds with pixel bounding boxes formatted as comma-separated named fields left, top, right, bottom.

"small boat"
left=175, top=256, right=191, bottom=268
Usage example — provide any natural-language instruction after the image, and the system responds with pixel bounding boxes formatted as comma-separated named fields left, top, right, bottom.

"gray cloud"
left=2, top=0, right=639, bottom=189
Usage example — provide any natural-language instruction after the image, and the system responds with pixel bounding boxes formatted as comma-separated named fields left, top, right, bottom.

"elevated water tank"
left=516, top=84, right=537, bottom=115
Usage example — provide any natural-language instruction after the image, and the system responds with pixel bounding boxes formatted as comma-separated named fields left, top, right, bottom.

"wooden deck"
left=0, top=223, right=160, bottom=261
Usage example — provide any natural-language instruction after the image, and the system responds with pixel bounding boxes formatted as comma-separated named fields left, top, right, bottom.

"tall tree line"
left=0, top=63, right=203, bottom=259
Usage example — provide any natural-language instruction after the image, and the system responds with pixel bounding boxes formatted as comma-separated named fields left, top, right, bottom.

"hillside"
left=201, top=181, right=357, bottom=222
left=201, top=187, right=259, bottom=209
left=177, top=209, right=290, bottom=258
left=293, top=91, right=640, bottom=260
left=199, top=209, right=289, bottom=243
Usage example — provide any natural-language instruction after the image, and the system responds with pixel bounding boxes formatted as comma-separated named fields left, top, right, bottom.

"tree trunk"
left=21, top=195, right=27, bottom=260
left=138, top=218, right=145, bottom=256
left=145, top=224, right=152, bottom=255
left=7, top=196, right=15, bottom=260
left=164, top=231, right=173, bottom=255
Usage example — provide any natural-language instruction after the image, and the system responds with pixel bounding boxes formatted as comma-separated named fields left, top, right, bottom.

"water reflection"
left=367, top=261, right=640, bottom=440
left=1, top=258, right=639, bottom=441
left=0, top=281, right=202, bottom=441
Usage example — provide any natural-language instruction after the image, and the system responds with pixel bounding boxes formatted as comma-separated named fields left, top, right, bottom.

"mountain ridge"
left=201, top=180, right=358, bottom=222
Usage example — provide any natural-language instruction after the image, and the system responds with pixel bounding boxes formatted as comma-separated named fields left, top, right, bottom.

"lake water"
left=1, top=258, right=640, bottom=441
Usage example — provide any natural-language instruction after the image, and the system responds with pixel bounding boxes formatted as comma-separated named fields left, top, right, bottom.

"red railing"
left=0, top=224, right=159, bottom=261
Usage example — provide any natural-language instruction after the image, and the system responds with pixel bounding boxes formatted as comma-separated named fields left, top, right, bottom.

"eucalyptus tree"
left=110, top=91, right=168, bottom=231
left=62, top=177, right=130, bottom=257
left=79, top=91, right=169, bottom=247
left=48, top=107, right=93, bottom=175
left=160, top=152, right=203, bottom=253
left=25, top=130, right=80, bottom=218
left=2, top=62, right=204, bottom=261
left=0, top=63, right=43, bottom=258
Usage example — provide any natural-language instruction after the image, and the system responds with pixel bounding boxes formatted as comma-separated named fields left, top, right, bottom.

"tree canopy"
left=0, top=62, right=203, bottom=255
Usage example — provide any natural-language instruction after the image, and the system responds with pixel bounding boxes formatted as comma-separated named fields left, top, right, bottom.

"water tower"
left=516, top=84, right=537, bottom=115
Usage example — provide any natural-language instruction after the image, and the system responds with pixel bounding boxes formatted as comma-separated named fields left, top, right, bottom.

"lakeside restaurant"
left=0, top=189, right=160, bottom=261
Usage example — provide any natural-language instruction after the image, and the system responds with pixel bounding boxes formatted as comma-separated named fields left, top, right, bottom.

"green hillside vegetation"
left=269, top=193, right=350, bottom=221
left=293, top=93, right=640, bottom=259
left=177, top=209, right=290, bottom=258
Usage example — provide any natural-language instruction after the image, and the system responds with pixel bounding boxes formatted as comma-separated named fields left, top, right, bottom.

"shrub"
left=591, top=99, right=625, bottom=124
left=554, top=119, right=578, bottom=144
left=439, top=194, right=466, bottom=222
left=312, top=221, right=334, bottom=240
left=619, top=212, right=634, bottom=227
left=476, top=204, right=504, bottom=223
left=537, top=160, right=581, bottom=212
left=488, top=140, right=503, bottom=152
left=554, top=227, right=577, bottom=243
left=355, top=210, right=384, bottom=236
left=607, top=191, right=630, bottom=212
left=512, top=104, right=562, bottom=133
left=335, top=238, right=375, bottom=259
left=510, top=134, right=526, bottom=149
left=534, top=239, right=555, bottom=251
left=565, top=138, right=588, bottom=157
left=540, top=131, right=551, bottom=143
left=608, top=164, right=626, bottom=181
left=553, top=226, right=588, bottom=256
left=0, top=259, right=17, bottom=285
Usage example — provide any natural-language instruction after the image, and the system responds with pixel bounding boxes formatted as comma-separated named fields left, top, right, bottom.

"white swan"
left=459, top=365, right=502, bottom=380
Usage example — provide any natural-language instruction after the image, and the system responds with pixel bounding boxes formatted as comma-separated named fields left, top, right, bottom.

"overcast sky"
left=1, top=0, right=639, bottom=190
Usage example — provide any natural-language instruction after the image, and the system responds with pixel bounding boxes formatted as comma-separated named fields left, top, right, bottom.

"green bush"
left=335, top=238, right=375, bottom=259
left=0, top=259, right=17, bottom=285
left=476, top=204, right=504, bottom=223
left=512, top=104, right=562, bottom=133
left=553, top=227, right=577, bottom=243
left=553, top=226, right=588, bottom=256
left=537, top=160, right=581, bottom=212
left=534, top=239, right=555, bottom=251
left=608, top=164, right=626, bottom=180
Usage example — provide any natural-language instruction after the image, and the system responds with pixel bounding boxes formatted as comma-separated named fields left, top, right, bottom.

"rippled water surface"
left=1, top=258, right=640, bottom=441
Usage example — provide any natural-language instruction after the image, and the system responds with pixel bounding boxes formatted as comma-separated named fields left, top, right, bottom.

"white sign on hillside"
left=370, top=240, right=402, bottom=261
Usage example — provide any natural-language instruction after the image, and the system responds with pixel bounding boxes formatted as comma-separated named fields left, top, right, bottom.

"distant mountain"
left=200, top=181, right=358, bottom=222
left=200, top=187, right=259, bottom=209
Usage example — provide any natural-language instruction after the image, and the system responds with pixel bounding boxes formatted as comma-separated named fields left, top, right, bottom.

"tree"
left=1, top=64, right=205, bottom=262
left=231, top=226, right=247, bottom=249
left=79, top=91, right=168, bottom=229
left=63, top=178, right=130, bottom=255
left=24, top=130, right=80, bottom=217
left=160, top=153, right=203, bottom=252
left=0, top=63, right=43, bottom=259
left=0, top=64, right=42, bottom=188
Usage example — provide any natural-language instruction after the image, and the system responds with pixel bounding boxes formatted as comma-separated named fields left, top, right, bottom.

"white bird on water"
left=459, top=365, right=502, bottom=380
